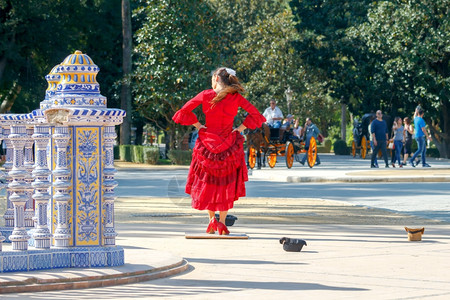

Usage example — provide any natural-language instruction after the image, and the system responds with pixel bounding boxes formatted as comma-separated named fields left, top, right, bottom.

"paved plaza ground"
left=0, top=154, right=449, bottom=299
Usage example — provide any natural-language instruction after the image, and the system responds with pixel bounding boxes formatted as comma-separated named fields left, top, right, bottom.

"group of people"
left=262, top=100, right=321, bottom=165
left=370, top=107, right=431, bottom=168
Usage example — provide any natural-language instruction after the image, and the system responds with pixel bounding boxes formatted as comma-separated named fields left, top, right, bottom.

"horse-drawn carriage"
left=351, top=113, right=393, bottom=159
left=246, top=124, right=318, bottom=169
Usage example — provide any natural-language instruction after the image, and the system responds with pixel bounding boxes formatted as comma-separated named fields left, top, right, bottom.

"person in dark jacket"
left=370, top=110, right=389, bottom=168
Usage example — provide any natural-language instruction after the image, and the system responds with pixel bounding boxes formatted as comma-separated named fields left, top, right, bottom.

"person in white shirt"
left=263, top=100, right=283, bottom=128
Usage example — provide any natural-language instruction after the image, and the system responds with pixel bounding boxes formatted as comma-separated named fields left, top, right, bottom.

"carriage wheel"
left=268, top=153, right=277, bottom=168
left=285, top=142, right=294, bottom=169
left=248, top=145, right=256, bottom=169
left=352, top=140, right=356, bottom=157
left=307, top=137, right=317, bottom=168
left=360, top=135, right=367, bottom=159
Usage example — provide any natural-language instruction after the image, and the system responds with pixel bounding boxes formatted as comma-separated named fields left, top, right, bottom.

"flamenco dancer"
left=172, top=67, right=265, bottom=235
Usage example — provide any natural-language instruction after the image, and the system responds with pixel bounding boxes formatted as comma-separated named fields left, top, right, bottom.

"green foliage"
left=317, top=139, right=332, bottom=153
left=426, top=148, right=440, bottom=158
left=209, top=0, right=289, bottom=67
left=333, top=139, right=350, bottom=155
left=167, top=149, right=192, bottom=165
left=289, top=0, right=373, bottom=107
left=119, top=145, right=132, bottom=162
left=0, top=0, right=122, bottom=112
left=143, top=147, right=160, bottom=164
left=288, top=0, right=373, bottom=135
left=119, top=144, right=160, bottom=164
left=132, top=0, right=218, bottom=148
left=131, top=145, right=144, bottom=163
left=327, top=124, right=351, bottom=148
left=353, top=0, right=449, bottom=104
left=235, top=9, right=304, bottom=110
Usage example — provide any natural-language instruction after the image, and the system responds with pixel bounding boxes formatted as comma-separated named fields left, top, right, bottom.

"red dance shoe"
left=206, top=218, right=218, bottom=234
left=217, top=222, right=230, bottom=235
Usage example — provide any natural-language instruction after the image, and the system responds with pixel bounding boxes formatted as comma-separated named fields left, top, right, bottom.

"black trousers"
left=371, top=140, right=388, bottom=166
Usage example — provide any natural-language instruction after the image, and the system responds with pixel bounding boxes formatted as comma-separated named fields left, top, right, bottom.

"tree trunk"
left=429, top=125, right=449, bottom=159
left=0, top=82, right=22, bottom=113
left=442, top=99, right=450, bottom=158
left=120, top=0, right=132, bottom=145
left=429, top=99, right=450, bottom=158
left=0, top=55, right=7, bottom=84
left=341, top=102, right=347, bottom=141
left=0, top=33, right=15, bottom=84
left=164, top=130, right=171, bottom=158
left=134, top=122, right=144, bottom=145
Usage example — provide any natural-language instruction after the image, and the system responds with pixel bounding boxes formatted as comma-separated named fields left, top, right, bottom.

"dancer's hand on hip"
left=232, top=124, right=247, bottom=133
left=193, top=122, right=207, bottom=131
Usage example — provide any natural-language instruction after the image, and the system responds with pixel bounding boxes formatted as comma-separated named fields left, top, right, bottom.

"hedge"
left=167, top=149, right=192, bottom=165
left=317, top=139, right=332, bottom=153
left=333, top=139, right=350, bottom=155
left=144, top=147, right=160, bottom=164
left=118, top=145, right=160, bottom=164
left=119, top=145, right=132, bottom=162
left=131, top=145, right=144, bottom=164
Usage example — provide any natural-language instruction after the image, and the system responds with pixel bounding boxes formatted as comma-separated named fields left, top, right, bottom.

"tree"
left=208, top=0, right=289, bottom=67
left=120, top=0, right=132, bottom=145
left=234, top=8, right=338, bottom=133
left=351, top=0, right=450, bottom=157
left=289, top=0, right=374, bottom=137
left=235, top=10, right=302, bottom=110
left=0, top=0, right=122, bottom=113
left=132, top=0, right=218, bottom=149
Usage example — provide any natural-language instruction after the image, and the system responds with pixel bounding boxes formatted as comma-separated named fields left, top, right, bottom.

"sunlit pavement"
left=1, top=155, right=449, bottom=298
left=5, top=223, right=450, bottom=299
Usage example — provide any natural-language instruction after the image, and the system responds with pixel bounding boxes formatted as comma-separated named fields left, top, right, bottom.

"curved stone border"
left=0, top=246, right=124, bottom=272
left=0, top=258, right=188, bottom=293
left=287, top=176, right=450, bottom=183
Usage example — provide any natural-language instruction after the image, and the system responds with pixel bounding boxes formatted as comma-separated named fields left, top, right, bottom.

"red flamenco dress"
left=172, top=89, right=265, bottom=211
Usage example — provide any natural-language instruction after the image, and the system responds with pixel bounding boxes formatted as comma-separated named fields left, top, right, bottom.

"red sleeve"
left=172, top=91, right=204, bottom=125
left=238, top=95, right=266, bottom=129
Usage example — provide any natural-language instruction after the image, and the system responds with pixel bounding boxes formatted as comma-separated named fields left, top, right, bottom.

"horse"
left=245, top=123, right=270, bottom=169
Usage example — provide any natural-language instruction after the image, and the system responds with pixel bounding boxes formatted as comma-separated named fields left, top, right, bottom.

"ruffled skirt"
left=186, top=130, right=248, bottom=211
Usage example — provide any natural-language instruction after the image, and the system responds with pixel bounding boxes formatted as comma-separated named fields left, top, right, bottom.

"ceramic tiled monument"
left=0, top=51, right=125, bottom=272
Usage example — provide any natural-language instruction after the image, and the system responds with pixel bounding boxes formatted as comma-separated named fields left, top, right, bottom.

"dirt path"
left=115, top=196, right=443, bottom=226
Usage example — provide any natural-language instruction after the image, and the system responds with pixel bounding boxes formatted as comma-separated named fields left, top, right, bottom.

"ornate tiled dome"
left=51, top=50, right=106, bottom=108
left=40, top=64, right=61, bottom=109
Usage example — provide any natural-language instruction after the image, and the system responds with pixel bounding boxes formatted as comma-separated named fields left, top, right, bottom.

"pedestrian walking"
left=370, top=110, right=389, bottom=168
left=300, top=117, right=321, bottom=166
left=391, top=117, right=404, bottom=168
left=368, top=116, right=378, bottom=167
left=401, top=117, right=414, bottom=166
left=172, top=67, right=265, bottom=235
left=409, top=107, right=431, bottom=167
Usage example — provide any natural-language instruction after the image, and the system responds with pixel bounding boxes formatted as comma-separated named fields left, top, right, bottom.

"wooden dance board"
left=185, top=233, right=249, bottom=239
